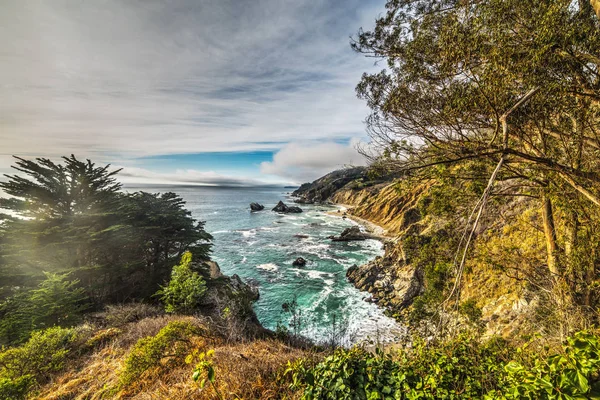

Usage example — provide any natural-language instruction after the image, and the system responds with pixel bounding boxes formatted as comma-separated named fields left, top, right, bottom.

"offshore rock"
left=272, top=201, right=303, bottom=213
left=292, top=257, right=307, bottom=267
left=250, top=202, right=265, bottom=211
left=330, top=226, right=368, bottom=241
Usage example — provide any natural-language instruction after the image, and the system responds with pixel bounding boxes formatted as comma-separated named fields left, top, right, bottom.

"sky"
left=0, top=0, right=385, bottom=186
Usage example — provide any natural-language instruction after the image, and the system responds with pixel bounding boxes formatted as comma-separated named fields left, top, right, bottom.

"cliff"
left=294, top=168, right=546, bottom=338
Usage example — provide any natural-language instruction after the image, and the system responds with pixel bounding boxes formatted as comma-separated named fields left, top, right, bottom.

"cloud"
left=0, top=0, right=385, bottom=163
left=260, top=140, right=367, bottom=183
left=117, top=166, right=281, bottom=187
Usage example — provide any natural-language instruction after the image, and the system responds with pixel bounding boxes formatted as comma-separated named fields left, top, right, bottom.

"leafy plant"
left=188, top=349, right=224, bottom=400
left=494, top=331, right=600, bottom=399
left=0, top=326, right=78, bottom=399
left=156, top=252, right=207, bottom=314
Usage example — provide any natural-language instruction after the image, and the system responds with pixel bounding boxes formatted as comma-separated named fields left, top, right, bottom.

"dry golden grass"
left=35, top=315, right=319, bottom=400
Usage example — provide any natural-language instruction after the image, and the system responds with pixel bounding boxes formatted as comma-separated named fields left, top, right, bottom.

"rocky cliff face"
left=198, top=260, right=266, bottom=337
left=295, top=169, right=544, bottom=338
left=292, top=167, right=368, bottom=203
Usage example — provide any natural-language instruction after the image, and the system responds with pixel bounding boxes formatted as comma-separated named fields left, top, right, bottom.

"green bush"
left=459, top=298, right=483, bottom=325
left=156, top=252, right=207, bottom=314
left=120, top=321, right=201, bottom=386
left=291, top=333, right=510, bottom=399
left=291, top=331, right=600, bottom=399
left=0, top=375, right=35, bottom=400
left=0, top=326, right=77, bottom=381
left=493, top=331, right=600, bottom=399
left=0, top=326, right=78, bottom=399
left=0, top=273, right=88, bottom=345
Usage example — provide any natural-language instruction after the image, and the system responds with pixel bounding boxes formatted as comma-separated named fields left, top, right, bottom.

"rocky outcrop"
left=347, top=241, right=425, bottom=311
left=272, top=201, right=303, bottom=213
left=250, top=202, right=265, bottom=211
left=292, top=257, right=306, bottom=267
left=293, top=167, right=368, bottom=203
left=198, top=260, right=264, bottom=336
left=329, top=226, right=370, bottom=242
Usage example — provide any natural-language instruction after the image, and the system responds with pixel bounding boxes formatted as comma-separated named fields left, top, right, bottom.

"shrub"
left=291, top=333, right=511, bottom=399
left=0, top=273, right=88, bottom=345
left=459, top=298, right=483, bottom=325
left=495, top=331, right=600, bottom=399
left=0, top=376, right=35, bottom=400
left=156, top=252, right=207, bottom=314
left=0, top=326, right=77, bottom=381
left=120, top=320, right=202, bottom=386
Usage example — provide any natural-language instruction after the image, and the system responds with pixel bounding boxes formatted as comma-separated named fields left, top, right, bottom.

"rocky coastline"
left=292, top=171, right=426, bottom=320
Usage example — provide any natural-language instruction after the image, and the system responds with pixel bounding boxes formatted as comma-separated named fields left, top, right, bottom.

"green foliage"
left=291, top=331, right=600, bottom=399
left=459, top=299, right=483, bottom=325
left=0, top=326, right=77, bottom=398
left=28, top=272, right=89, bottom=328
left=0, top=375, right=35, bottom=400
left=120, top=321, right=200, bottom=386
left=494, top=331, right=600, bottom=399
left=291, top=333, right=510, bottom=399
left=156, top=252, right=207, bottom=314
left=188, top=349, right=224, bottom=400
left=0, top=155, right=212, bottom=318
left=0, top=273, right=87, bottom=345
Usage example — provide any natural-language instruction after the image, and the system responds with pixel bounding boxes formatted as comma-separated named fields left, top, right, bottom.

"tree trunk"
left=542, top=195, right=560, bottom=279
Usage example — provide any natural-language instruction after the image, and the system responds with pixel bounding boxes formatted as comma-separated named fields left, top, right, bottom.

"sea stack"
left=272, top=201, right=303, bottom=213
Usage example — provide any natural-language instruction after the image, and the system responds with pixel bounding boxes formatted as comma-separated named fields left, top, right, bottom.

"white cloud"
left=0, top=0, right=385, bottom=162
left=115, top=166, right=283, bottom=187
left=260, top=140, right=367, bottom=183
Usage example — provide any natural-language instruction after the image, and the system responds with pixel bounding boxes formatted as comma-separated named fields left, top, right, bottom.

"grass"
left=33, top=308, right=320, bottom=399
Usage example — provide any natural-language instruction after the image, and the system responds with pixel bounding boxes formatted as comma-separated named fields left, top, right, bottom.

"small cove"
left=125, top=185, right=404, bottom=344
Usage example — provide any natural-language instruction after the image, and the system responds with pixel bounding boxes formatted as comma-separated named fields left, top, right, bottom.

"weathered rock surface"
left=346, top=241, right=425, bottom=311
left=197, top=260, right=265, bottom=336
left=272, top=201, right=303, bottom=213
left=250, top=202, right=265, bottom=211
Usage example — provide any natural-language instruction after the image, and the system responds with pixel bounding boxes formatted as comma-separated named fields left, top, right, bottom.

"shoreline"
left=325, top=203, right=393, bottom=241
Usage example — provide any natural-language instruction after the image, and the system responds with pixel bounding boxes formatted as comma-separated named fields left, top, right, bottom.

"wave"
left=256, top=263, right=279, bottom=272
left=235, top=229, right=256, bottom=238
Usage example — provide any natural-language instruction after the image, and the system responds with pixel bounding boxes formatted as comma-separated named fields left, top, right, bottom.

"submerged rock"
left=292, top=257, right=307, bottom=267
left=250, top=202, right=265, bottom=211
left=272, top=200, right=303, bottom=213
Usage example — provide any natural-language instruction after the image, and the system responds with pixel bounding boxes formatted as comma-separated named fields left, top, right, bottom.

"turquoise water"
left=124, top=185, right=403, bottom=344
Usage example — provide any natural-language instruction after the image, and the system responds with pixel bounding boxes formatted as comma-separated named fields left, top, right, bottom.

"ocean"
left=124, top=185, right=403, bottom=344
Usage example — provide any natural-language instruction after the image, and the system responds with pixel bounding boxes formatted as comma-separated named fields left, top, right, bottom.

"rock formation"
left=292, top=257, right=307, bottom=267
left=272, top=201, right=303, bottom=213
left=250, top=202, right=265, bottom=211
left=329, top=226, right=369, bottom=241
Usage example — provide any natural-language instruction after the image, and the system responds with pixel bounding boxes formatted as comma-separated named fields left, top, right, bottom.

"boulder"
left=272, top=201, right=303, bottom=213
left=330, top=226, right=367, bottom=242
left=292, top=257, right=307, bottom=267
left=250, top=202, right=265, bottom=211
